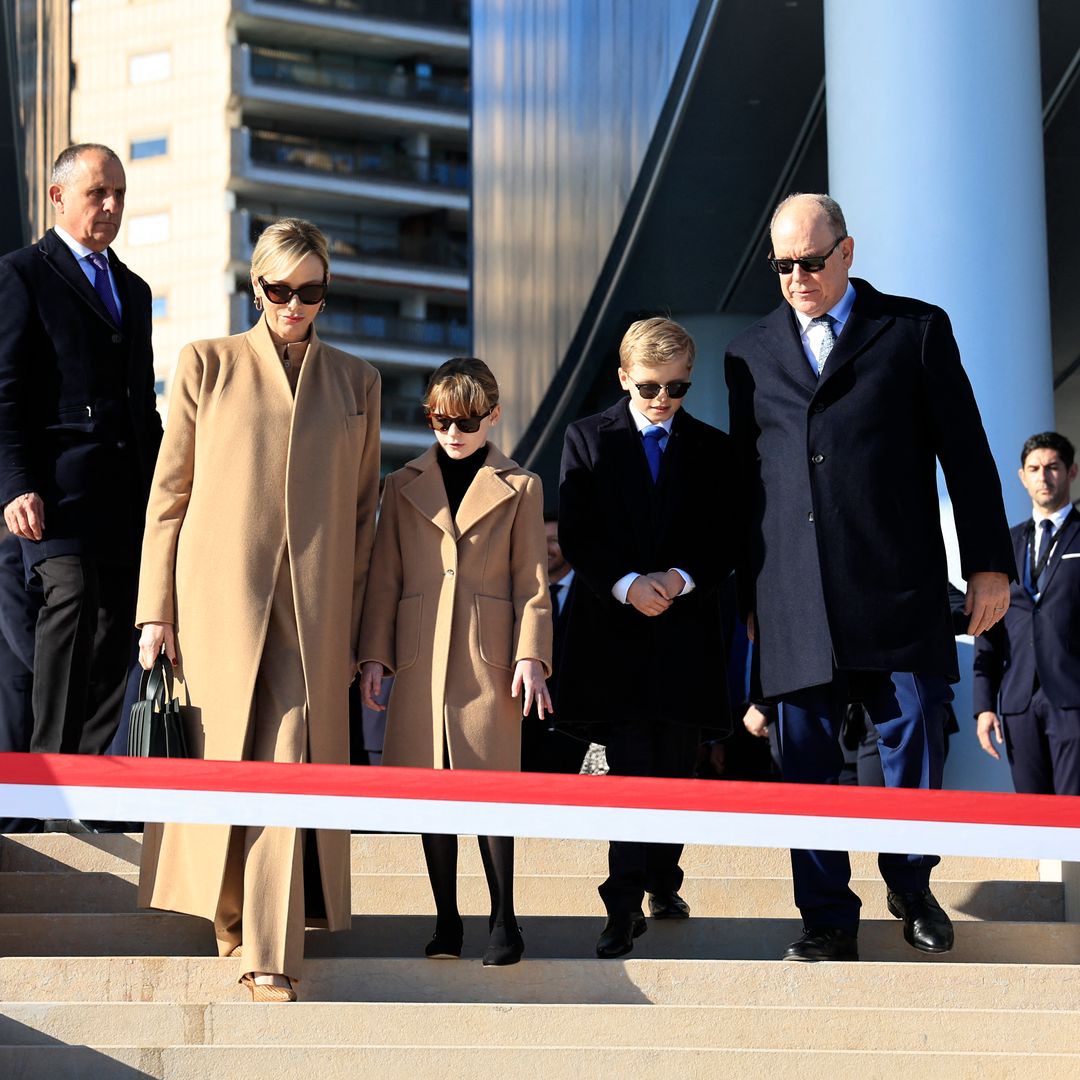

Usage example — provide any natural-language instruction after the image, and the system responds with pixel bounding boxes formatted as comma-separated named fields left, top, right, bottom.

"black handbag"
left=127, top=653, right=191, bottom=758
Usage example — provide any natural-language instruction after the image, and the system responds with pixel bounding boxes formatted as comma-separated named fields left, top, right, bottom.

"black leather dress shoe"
left=783, top=926, right=859, bottom=962
left=887, top=888, right=955, bottom=953
left=596, top=910, right=647, bottom=958
left=648, top=891, right=691, bottom=920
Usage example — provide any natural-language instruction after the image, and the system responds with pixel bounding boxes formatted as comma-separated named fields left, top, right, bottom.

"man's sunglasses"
left=426, top=409, right=493, bottom=433
left=767, top=235, right=846, bottom=275
left=632, top=380, right=692, bottom=400
left=258, top=276, right=328, bottom=305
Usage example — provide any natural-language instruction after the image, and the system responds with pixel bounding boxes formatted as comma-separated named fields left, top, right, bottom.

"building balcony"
left=232, top=0, right=469, bottom=60
left=234, top=43, right=469, bottom=136
left=230, top=127, right=469, bottom=214
left=233, top=209, right=468, bottom=294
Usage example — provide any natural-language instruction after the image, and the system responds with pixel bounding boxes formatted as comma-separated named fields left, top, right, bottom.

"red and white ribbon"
left=0, top=752, right=1077, bottom=860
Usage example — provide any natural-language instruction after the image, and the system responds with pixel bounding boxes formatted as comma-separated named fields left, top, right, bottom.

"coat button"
left=111, top=333, right=123, bottom=344
left=445, top=568, right=455, bottom=576
left=811, top=453, right=824, bottom=465
left=808, top=511, right=814, bottom=522
left=116, top=441, right=127, bottom=450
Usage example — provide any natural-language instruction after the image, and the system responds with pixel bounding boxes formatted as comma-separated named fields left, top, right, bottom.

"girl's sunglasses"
left=426, top=409, right=493, bottom=434
left=258, top=276, right=328, bottom=305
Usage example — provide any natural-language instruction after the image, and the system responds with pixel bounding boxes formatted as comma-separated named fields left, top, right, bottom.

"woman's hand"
left=512, top=658, right=553, bottom=719
left=360, top=661, right=388, bottom=711
left=138, top=622, right=177, bottom=671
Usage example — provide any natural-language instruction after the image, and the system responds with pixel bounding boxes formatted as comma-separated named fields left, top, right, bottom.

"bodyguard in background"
left=0, top=144, right=162, bottom=761
left=974, top=433, right=1080, bottom=794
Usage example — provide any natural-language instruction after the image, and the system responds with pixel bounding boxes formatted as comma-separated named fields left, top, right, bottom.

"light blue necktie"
left=642, top=425, right=665, bottom=483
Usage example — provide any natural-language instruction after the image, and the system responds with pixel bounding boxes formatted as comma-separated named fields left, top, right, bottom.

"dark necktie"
left=642, top=425, right=665, bottom=483
left=86, top=251, right=121, bottom=326
left=1033, top=518, right=1055, bottom=593
left=549, top=580, right=562, bottom=614
left=810, top=314, right=836, bottom=374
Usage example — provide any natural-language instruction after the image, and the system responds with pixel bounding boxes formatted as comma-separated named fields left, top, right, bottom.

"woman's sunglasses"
left=258, top=276, right=328, bottom=305
left=426, top=409, right=493, bottom=434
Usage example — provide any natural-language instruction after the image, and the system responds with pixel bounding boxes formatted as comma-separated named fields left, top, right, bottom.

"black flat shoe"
left=596, top=910, right=647, bottom=959
left=783, top=926, right=859, bottom=962
left=424, top=920, right=464, bottom=959
left=887, top=888, right=955, bottom=953
left=648, top=891, right=691, bottom=920
left=482, top=923, right=524, bottom=966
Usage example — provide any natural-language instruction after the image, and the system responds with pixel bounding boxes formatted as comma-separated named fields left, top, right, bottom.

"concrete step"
left=0, top=870, right=1062, bottom=922
left=0, top=833, right=1040, bottom=882
left=0, top=912, right=1076, bottom=963
left=3, top=956, right=1080, bottom=1007
left=2, top=1044, right=1078, bottom=1080
left=3, top=1000, right=1080, bottom=1053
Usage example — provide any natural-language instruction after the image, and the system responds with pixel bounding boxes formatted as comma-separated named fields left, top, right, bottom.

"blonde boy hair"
left=251, top=218, right=330, bottom=282
left=618, top=317, right=696, bottom=370
left=424, top=357, right=500, bottom=416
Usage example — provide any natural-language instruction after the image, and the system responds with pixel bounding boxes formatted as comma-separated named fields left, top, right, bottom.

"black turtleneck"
left=437, top=444, right=489, bottom=518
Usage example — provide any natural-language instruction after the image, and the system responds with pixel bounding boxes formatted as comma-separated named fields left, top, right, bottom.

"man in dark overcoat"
left=725, top=193, right=1014, bottom=961
left=0, top=144, right=162, bottom=766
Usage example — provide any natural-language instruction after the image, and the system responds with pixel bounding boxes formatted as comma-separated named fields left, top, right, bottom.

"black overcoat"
left=973, top=510, right=1080, bottom=715
left=725, top=278, right=1013, bottom=700
left=557, top=399, right=735, bottom=738
left=0, top=229, right=162, bottom=571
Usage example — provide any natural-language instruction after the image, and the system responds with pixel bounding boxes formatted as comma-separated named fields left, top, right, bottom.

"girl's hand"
left=360, top=661, right=388, bottom=711
left=138, top=622, right=177, bottom=672
left=511, top=658, right=553, bottom=720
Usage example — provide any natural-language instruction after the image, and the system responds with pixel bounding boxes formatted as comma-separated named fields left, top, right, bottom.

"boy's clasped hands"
left=626, top=569, right=686, bottom=617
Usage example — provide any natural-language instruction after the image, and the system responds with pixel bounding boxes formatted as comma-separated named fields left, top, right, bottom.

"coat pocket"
left=475, top=595, right=514, bottom=670
left=395, top=594, right=423, bottom=671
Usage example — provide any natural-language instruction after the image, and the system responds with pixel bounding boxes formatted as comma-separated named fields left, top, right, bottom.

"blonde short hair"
left=424, top=357, right=500, bottom=416
left=618, top=317, right=695, bottom=370
left=250, top=218, right=329, bottom=282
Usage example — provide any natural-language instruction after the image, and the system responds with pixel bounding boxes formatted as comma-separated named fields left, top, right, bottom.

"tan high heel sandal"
left=240, top=972, right=296, bottom=1003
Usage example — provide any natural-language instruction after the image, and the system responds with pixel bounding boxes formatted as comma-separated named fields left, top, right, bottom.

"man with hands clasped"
left=558, top=317, right=736, bottom=959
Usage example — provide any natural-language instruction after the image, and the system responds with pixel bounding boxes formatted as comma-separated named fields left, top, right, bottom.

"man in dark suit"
left=559, top=317, right=734, bottom=958
left=974, top=432, right=1080, bottom=794
left=0, top=143, right=162, bottom=767
left=725, top=193, right=1014, bottom=961
left=520, top=513, right=587, bottom=774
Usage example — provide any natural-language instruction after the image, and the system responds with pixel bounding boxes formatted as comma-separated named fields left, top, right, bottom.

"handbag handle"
left=138, top=651, right=175, bottom=709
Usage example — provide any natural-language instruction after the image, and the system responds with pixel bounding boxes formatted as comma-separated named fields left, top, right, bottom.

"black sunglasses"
left=632, top=380, right=692, bottom=400
left=258, top=276, right=328, bottom=305
left=426, top=409, right=492, bottom=434
left=767, top=235, right=846, bottom=275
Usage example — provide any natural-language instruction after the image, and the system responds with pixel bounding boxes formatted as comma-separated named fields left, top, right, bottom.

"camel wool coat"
left=358, top=444, right=552, bottom=771
left=135, top=318, right=381, bottom=929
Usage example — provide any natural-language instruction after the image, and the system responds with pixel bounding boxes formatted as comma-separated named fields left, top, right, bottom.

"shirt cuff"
left=670, top=568, right=695, bottom=595
left=613, top=573, right=640, bottom=604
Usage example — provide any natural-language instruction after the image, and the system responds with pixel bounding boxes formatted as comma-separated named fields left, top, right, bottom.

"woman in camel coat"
left=136, top=219, right=380, bottom=1001
left=359, top=357, right=551, bottom=965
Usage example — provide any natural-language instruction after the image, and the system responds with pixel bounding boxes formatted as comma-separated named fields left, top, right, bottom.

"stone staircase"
left=1, top=832, right=1079, bottom=1077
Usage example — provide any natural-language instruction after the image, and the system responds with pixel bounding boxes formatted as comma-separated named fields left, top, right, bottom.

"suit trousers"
left=1003, top=687, right=1080, bottom=795
left=212, top=551, right=324, bottom=980
left=31, top=555, right=137, bottom=755
left=778, top=671, right=950, bottom=932
left=599, top=720, right=700, bottom=914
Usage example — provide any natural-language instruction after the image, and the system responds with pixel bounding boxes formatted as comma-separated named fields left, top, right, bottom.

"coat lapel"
left=1037, top=508, right=1080, bottom=595
left=756, top=305, right=818, bottom=395
left=455, top=444, right=518, bottom=536
left=39, top=229, right=121, bottom=331
left=402, top=447, right=456, bottom=538
left=819, top=279, right=893, bottom=383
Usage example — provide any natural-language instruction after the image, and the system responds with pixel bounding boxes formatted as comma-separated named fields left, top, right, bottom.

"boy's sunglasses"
left=767, top=235, right=846, bottom=275
left=258, top=276, right=328, bottom=305
left=633, top=380, right=692, bottom=399
left=426, top=409, right=492, bottom=434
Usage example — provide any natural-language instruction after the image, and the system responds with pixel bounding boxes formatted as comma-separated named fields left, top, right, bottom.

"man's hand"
left=647, top=569, right=685, bottom=599
left=627, top=575, right=672, bottom=616
left=746, top=611, right=755, bottom=643
left=3, top=492, right=44, bottom=541
left=742, top=704, right=770, bottom=738
left=976, top=710, right=1004, bottom=760
left=964, top=571, right=1010, bottom=636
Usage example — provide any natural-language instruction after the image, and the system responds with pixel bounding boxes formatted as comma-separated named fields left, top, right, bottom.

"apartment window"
left=151, top=295, right=168, bottom=319
left=129, top=51, right=171, bottom=84
left=128, top=212, right=170, bottom=246
left=131, top=136, right=168, bottom=160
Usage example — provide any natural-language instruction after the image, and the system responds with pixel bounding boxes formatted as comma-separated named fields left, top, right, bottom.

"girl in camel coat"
left=359, top=357, right=551, bottom=965
left=136, top=219, right=380, bottom=1001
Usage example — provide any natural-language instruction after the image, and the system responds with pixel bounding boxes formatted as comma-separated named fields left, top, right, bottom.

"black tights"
left=421, top=833, right=517, bottom=945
